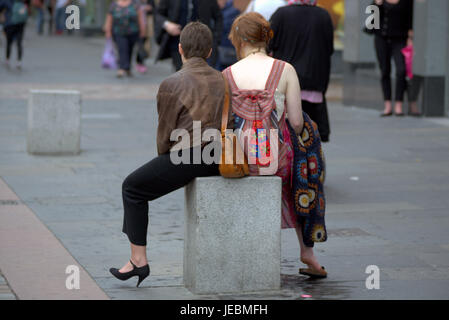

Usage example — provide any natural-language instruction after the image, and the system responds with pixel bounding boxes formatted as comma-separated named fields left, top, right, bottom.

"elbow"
left=289, top=118, right=304, bottom=135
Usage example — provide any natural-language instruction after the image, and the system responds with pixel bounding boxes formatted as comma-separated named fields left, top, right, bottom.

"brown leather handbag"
left=219, top=78, right=250, bottom=178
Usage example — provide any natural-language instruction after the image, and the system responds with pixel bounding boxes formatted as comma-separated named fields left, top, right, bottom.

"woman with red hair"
left=224, top=12, right=328, bottom=278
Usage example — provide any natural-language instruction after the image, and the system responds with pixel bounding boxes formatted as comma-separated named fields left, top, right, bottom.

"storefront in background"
left=318, top=0, right=344, bottom=50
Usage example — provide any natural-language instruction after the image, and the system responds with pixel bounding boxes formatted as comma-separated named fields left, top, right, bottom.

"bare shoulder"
left=282, top=62, right=297, bottom=78
left=228, top=58, right=248, bottom=72
left=278, top=61, right=299, bottom=90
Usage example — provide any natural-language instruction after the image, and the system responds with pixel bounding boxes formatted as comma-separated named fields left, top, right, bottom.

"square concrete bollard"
left=184, top=176, right=282, bottom=294
left=27, top=90, right=81, bottom=155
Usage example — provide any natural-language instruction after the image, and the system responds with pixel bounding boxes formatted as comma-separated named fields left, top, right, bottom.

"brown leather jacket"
left=157, top=57, right=228, bottom=155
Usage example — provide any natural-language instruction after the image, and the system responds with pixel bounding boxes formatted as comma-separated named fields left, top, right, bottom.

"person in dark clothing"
left=154, top=0, right=223, bottom=71
left=0, top=0, right=29, bottom=70
left=33, top=0, right=46, bottom=35
left=216, top=0, right=240, bottom=71
left=134, top=0, right=155, bottom=74
left=373, top=0, right=414, bottom=117
left=109, top=22, right=226, bottom=287
left=269, top=0, right=334, bottom=142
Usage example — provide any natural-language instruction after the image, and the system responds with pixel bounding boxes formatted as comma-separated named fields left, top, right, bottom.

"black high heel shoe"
left=109, top=260, right=150, bottom=287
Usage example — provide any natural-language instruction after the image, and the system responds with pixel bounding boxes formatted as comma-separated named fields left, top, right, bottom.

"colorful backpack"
left=11, top=1, right=28, bottom=25
left=224, top=60, right=287, bottom=176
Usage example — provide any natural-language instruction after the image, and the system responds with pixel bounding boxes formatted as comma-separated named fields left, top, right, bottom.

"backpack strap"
left=265, top=59, right=286, bottom=94
left=223, top=67, right=239, bottom=92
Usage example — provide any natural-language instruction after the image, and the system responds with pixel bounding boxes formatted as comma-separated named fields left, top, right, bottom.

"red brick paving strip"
left=0, top=178, right=109, bottom=300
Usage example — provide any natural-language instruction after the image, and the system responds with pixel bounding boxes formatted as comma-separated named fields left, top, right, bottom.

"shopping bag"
left=401, top=45, right=414, bottom=80
left=102, top=39, right=117, bottom=70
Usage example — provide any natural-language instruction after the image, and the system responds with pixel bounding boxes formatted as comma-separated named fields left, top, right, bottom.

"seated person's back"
left=157, top=24, right=226, bottom=155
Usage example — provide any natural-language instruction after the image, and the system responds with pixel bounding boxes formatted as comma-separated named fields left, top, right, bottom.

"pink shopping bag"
left=102, top=39, right=117, bottom=70
left=401, top=44, right=414, bottom=80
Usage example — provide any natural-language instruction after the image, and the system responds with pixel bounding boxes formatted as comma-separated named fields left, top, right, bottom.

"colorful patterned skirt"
left=289, top=112, right=327, bottom=247
left=278, top=112, right=327, bottom=248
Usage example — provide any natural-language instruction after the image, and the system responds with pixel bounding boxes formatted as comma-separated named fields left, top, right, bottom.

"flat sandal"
left=299, top=266, right=328, bottom=279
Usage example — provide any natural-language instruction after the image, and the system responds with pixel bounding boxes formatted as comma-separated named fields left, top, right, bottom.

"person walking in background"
left=154, top=0, right=223, bottom=71
left=198, top=0, right=223, bottom=68
left=54, top=0, right=69, bottom=34
left=216, top=0, right=240, bottom=71
left=0, top=0, right=29, bottom=70
left=135, top=0, right=154, bottom=74
left=104, top=0, right=146, bottom=78
left=32, top=0, right=45, bottom=34
left=44, top=0, right=55, bottom=35
left=244, top=0, right=286, bottom=21
left=109, top=22, right=226, bottom=286
left=269, top=0, right=334, bottom=143
left=372, top=0, right=414, bottom=117
left=224, top=12, right=327, bottom=278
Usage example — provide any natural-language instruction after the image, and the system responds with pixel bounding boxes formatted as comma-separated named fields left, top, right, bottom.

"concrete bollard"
left=27, top=90, right=81, bottom=155
left=184, top=176, right=282, bottom=294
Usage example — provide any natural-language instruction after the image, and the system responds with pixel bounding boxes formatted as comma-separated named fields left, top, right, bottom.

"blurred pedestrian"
left=135, top=0, right=154, bottom=74
left=45, top=0, right=55, bottom=35
left=245, top=0, right=286, bottom=21
left=372, top=0, right=414, bottom=117
left=154, top=0, right=223, bottom=71
left=270, top=0, right=334, bottom=142
left=0, top=0, right=29, bottom=70
left=215, top=0, right=240, bottom=71
left=200, top=0, right=224, bottom=69
left=54, top=0, right=69, bottom=34
left=32, top=0, right=45, bottom=34
left=104, top=0, right=146, bottom=78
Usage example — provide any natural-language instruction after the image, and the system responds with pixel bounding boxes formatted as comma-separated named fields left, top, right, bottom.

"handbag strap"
left=221, top=76, right=231, bottom=134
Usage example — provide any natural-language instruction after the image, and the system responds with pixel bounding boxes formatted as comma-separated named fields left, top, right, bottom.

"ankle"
left=131, top=256, right=148, bottom=267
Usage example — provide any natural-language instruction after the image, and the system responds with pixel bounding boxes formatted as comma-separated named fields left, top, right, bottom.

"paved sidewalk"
left=0, top=178, right=109, bottom=300
left=1, top=31, right=449, bottom=300
left=0, top=270, right=16, bottom=300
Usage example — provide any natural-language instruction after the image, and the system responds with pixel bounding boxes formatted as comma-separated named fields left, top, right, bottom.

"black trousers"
left=122, top=147, right=219, bottom=246
left=167, top=36, right=183, bottom=71
left=4, top=24, right=25, bottom=61
left=374, top=35, right=407, bottom=102
left=302, top=98, right=331, bottom=143
left=113, top=32, right=139, bottom=71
